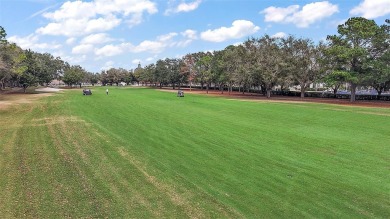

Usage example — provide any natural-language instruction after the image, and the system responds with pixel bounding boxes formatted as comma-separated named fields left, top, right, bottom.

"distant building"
left=49, top=79, right=65, bottom=87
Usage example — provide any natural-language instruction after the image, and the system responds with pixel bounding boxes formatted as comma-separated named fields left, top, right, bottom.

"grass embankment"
left=0, top=87, right=389, bottom=218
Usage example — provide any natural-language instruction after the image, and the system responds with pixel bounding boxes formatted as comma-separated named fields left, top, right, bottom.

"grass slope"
left=0, top=87, right=389, bottom=218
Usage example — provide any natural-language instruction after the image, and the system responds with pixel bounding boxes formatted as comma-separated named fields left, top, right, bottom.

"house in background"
left=49, top=79, right=65, bottom=87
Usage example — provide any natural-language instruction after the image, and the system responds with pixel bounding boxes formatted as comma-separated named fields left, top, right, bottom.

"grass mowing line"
left=116, top=146, right=207, bottom=219
left=0, top=97, right=44, bottom=218
left=87, top=112, right=244, bottom=218
left=0, top=123, right=19, bottom=218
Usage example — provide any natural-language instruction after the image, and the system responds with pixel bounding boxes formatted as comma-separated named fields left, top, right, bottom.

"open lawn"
left=0, top=87, right=389, bottom=218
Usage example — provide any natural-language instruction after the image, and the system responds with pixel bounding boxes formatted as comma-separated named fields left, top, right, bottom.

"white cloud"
left=200, top=20, right=260, bottom=42
left=44, top=0, right=158, bottom=20
left=133, top=31, right=190, bottom=53
left=81, top=33, right=114, bottom=45
left=169, top=29, right=198, bottom=48
left=261, top=1, right=339, bottom=28
left=95, top=43, right=132, bottom=57
left=262, top=5, right=299, bottom=23
left=66, top=37, right=77, bottom=45
left=232, top=42, right=243, bottom=46
left=126, top=13, right=143, bottom=27
left=181, top=29, right=197, bottom=39
left=157, top=32, right=178, bottom=42
left=271, top=32, right=287, bottom=38
left=36, top=16, right=121, bottom=37
left=101, top=61, right=115, bottom=70
left=165, top=0, right=202, bottom=15
left=37, top=0, right=157, bottom=37
left=62, top=54, right=87, bottom=64
left=175, top=39, right=193, bottom=47
left=350, top=0, right=390, bottom=19
left=85, top=15, right=121, bottom=33
left=176, top=0, right=202, bottom=13
left=8, top=34, right=62, bottom=51
left=133, top=40, right=166, bottom=53
left=72, top=44, right=94, bottom=54
left=43, top=1, right=96, bottom=21
left=95, top=45, right=121, bottom=57
left=93, top=31, right=185, bottom=58
left=94, top=0, right=157, bottom=16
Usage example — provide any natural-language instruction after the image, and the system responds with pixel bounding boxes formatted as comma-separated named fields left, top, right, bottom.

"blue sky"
left=1, top=0, right=389, bottom=72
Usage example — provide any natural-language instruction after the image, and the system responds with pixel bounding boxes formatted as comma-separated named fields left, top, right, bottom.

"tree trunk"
left=350, top=84, right=357, bottom=102
left=266, top=89, right=271, bottom=98
left=377, top=90, right=382, bottom=100
left=206, top=83, right=209, bottom=94
left=260, top=85, right=266, bottom=96
left=300, top=90, right=305, bottom=98
left=300, top=84, right=306, bottom=98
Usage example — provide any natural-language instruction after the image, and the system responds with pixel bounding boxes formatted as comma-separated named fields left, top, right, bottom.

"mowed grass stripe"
left=1, top=87, right=389, bottom=218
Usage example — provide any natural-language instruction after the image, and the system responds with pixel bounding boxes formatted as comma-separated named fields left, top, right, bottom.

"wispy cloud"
left=25, top=2, right=61, bottom=21
left=165, top=0, right=202, bottom=15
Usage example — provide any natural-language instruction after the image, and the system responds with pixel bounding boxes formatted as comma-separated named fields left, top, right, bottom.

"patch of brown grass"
left=0, top=93, right=54, bottom=110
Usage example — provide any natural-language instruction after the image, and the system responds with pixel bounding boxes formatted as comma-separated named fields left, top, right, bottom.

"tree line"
left=0, top=27, right=90, bottom=92
left=1, top=17, right=389, bottom=101
left=137, top=17, right=389, bottom=102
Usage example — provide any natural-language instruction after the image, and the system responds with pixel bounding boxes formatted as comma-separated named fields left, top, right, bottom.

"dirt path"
left=159, top=88, right=390, bottom=108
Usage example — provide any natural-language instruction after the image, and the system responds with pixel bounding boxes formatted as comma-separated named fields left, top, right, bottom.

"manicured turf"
left=0, top=87, right=389, bottom=218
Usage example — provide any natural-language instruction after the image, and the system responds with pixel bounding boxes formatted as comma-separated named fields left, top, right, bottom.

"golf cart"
left=177, top=90, right=184, bottom=97
left=83, top=89, right=92, bottom=95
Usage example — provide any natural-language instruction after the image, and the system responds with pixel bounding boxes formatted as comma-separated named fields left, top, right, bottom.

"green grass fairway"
left=1, top=87, right=389, bottom=218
